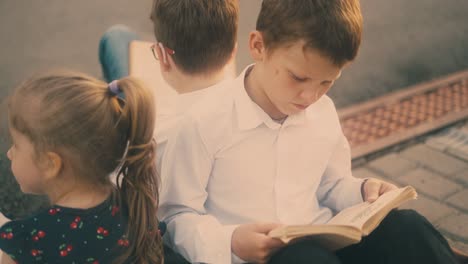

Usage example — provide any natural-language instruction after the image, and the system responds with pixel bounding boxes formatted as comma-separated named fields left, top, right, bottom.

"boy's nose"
left=300, top=88, right=319, bottom=103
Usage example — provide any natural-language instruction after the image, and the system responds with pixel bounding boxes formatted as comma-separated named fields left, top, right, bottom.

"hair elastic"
left=108, top=80, right=125, bottom=99
left=109, top=80, right=120, bottom=94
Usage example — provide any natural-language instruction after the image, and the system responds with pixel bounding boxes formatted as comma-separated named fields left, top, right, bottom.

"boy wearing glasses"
left=159, top=0, right=459, bottom=263
left=99, top=0, right=238, bottom=170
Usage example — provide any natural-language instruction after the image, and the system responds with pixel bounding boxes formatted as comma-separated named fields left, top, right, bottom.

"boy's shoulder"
left=193, top=79, right=236, bottom=113
left=183, top=77, right=238, bottom=126
left=305, top=95, right=340, bottom=122
left=307, top=94, right=336, bottom=112
left=174, top=78, right=239, bottom=149
left=303, top=95, right=344, bottom=139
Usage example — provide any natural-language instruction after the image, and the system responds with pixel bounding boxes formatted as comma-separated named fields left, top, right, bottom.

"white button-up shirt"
left=159, top=66, right=364, bottom=264
left=155, top=86, right=222, bottom=178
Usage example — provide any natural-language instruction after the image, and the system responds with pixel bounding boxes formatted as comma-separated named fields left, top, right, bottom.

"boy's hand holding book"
left=268, top=184, right=417, bottom=251
left=361, top=178, right=398, bottom=202
left=232, top=222, right=285, bottom=263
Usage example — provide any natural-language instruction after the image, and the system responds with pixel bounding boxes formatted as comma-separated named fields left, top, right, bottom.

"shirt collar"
left=174, top=84, right=220, bottom=115
left=234, top=65, right=309, bottom=131
left=179, top=87, right=210, bottom=108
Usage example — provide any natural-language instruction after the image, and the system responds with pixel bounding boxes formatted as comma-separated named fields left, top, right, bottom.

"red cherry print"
left=6, top=233, right=13, bottom=239
left=93, top=261, right=99, bottom=264
left=70, top=222, right=78, bottom=229
left=37, top=230, right=46, bottom=238
left=74, top=216, right=81, bottom=222
left=31, top=249, right=39, bottom=257
left=60, top=250, right=68, bottom=257
left=0, top=233, right=6, bottom=239
left=97, top=227, right=104, bottom=234
left=111, top=206, right=119, bottom=216
left=66, top=244, right=73, bottom=252
left=102, top=229, right=109, bottom=236
left=118, top=238, right=129, bottom=247
left=33, top=235, right=39, bottom=242
left=49, top=208, right=57, bottom=215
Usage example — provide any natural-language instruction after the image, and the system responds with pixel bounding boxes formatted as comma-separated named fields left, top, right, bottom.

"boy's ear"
left=248, top=31, right=266, bottom=62
left=155, top=42, right=172, bottom=72
left=42, top=151, right=63, bottom=180
left=231, top=42, right=238, bottom=60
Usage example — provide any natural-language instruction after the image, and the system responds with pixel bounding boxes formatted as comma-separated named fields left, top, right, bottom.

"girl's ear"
left=248, top=31, right=266, bottom=62
left=42, top=151, right=63, bottom=180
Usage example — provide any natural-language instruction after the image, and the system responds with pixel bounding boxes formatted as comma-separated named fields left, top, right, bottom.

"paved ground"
left=353, top=122, right=468, bottom=252
left=1, top=0, right=468, bottom=110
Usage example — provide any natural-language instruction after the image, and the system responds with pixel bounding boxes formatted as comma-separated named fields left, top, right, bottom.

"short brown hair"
left=256, top=0, right=362, bottom=66
left=150, top=0, right=239, bottom=75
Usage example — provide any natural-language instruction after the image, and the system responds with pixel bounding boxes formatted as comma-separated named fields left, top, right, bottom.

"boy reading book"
left=159, top=0, right=460, bottom=263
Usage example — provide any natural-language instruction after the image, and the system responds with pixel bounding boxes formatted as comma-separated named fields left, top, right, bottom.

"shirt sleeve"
left=0, top=221, right=31, bottom=263
left=158, top=116, right=238, bottom=264
left=316, top=133, right=364, bottom=212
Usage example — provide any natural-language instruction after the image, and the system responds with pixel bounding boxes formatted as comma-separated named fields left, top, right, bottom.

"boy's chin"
left=285, top=108, right=304, bottom=116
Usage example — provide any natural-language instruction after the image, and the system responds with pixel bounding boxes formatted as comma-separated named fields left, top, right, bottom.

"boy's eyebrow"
left=289, top=68, right=342, bottom=82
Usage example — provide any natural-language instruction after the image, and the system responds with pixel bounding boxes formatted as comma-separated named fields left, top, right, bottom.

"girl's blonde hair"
left=8, top=70, right=162, bottom=264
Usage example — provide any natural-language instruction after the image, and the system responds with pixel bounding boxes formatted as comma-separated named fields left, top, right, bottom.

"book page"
left=268, top=224, right=363, bottom=250
left=327, top=187, right=412, bottom=229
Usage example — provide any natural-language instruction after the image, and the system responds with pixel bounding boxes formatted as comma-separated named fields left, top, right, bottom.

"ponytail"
left=8, top=71, right=163, bottom=263
left=112, top=77, right=163, bottom=264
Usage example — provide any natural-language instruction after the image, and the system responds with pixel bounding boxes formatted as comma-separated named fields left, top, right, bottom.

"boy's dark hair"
left=150, top=0, right=239, bottom=75
left=256, top=0, right=362, bottom=66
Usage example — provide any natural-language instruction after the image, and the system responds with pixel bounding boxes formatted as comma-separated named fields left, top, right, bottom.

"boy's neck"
left=173, top=68, right=227, bottom=94
left=244, top=65, right=288, bottom=120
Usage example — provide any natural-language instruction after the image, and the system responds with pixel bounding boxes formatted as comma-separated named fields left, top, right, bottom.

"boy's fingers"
left=364, top=180, right=380, bottom=202
left=380, top=182, right=397, bottom=195
left=365, top=178, right=398, bottom=202
left=253, top=222, right=283, bottom=234
left=264, top=237, right=285, bottom=249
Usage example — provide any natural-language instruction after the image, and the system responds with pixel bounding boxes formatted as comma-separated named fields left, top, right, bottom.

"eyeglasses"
left=150, top=42, right=175, bottom=63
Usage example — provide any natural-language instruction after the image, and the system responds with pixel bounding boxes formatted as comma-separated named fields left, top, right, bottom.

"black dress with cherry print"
left=0, top=196, right=159, bottom=263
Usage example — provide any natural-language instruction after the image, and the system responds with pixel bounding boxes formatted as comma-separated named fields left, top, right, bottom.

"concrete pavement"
left=353, top=122, right=468, bottom=252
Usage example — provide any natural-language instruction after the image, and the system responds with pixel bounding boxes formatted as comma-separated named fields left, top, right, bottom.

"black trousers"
left=164, top=244, right=190, bottom=264
left=269, top=210, right=459, bottom=264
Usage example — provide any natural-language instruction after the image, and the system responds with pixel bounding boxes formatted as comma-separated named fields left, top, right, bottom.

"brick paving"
left=352, top=122, right=468, bottom=253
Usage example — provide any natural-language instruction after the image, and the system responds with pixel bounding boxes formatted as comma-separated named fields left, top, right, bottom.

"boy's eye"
left=290, top=73, right=307, bottom=82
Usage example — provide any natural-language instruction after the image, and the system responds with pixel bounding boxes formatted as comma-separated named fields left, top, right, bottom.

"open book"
left=268, top=186, right=417, bottom=251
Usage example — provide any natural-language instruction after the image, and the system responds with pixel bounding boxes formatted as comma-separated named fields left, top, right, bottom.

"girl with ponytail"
left=0, top=71, right=163, bottom=263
